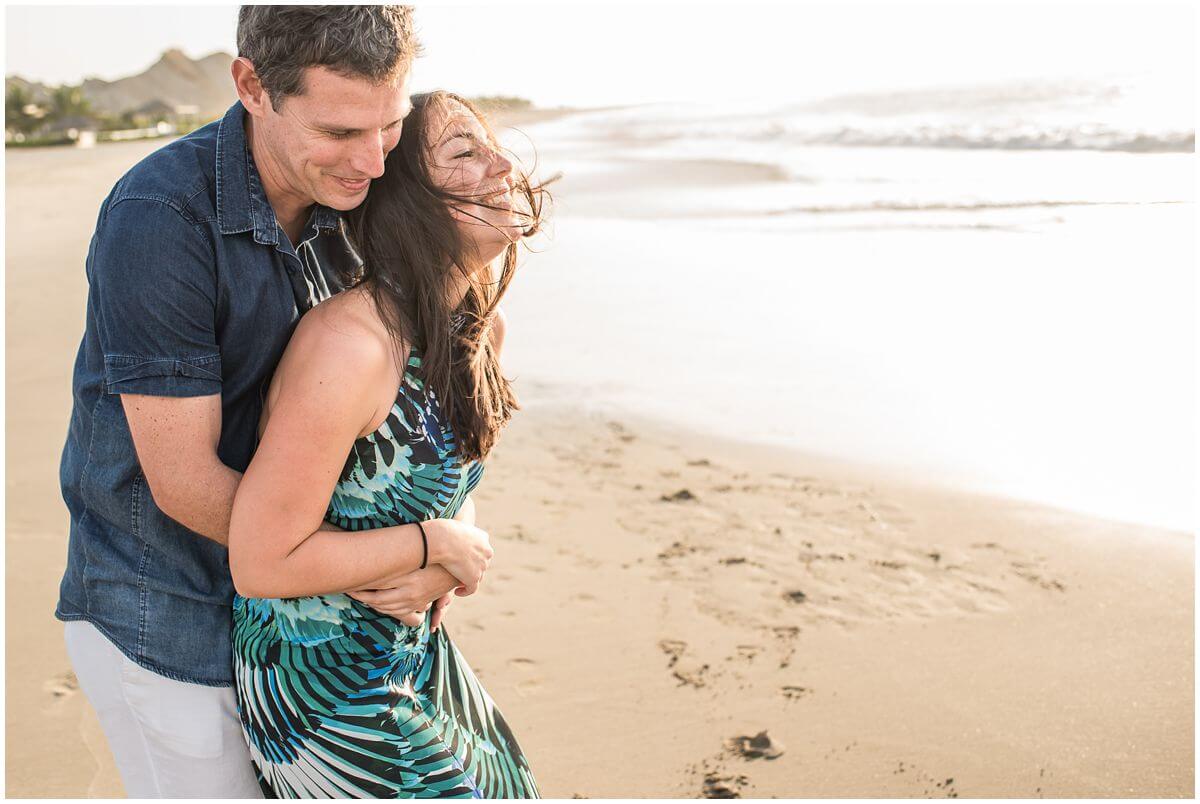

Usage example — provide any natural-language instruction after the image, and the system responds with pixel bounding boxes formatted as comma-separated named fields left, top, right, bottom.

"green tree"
left=5, top=85, right=39, bottom=135
left=47, top=84, right=91, bottom=123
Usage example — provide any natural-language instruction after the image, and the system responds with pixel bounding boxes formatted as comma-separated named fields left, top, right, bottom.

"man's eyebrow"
left=312, top=116, right=408, bottom=134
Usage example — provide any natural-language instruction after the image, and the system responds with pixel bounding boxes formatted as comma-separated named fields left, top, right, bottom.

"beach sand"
left=5, top=131, right=1194, bottom=797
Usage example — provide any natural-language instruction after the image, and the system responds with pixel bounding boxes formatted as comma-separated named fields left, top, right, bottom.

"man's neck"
left=244, top=115, right=312, bottom=247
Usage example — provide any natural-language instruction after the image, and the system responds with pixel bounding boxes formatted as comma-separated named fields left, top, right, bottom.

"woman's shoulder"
left=489, top=305, right=506, bottom=353
left=263, top=287, right=407, bottom=438
left=296, top=287, right=403, bottom=365
left=278, top=287, right=406, bottom=397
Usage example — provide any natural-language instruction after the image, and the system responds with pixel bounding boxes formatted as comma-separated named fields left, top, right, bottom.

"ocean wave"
left=551, top=77, right=1195, bottom=153
left=596, top=119, right=1195, bottom=154
left=782, top=126, right=1195, bottom=153
left=763, top=199, right=1181, bottom=215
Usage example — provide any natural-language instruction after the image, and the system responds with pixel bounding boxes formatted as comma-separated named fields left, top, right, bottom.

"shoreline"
left=525, top=397, right=1196, bottom=540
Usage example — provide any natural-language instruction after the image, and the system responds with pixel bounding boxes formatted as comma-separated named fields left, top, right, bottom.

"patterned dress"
left=232, top=350, right=539, bottom=798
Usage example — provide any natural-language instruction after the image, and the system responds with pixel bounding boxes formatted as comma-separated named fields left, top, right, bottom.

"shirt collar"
left=215, top=101, right=341, bottom=245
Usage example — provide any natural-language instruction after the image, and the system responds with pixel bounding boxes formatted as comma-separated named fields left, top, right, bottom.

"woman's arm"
left=228, top=305, right=492, bottom=599
left=454, top=496, right=476, bottom=526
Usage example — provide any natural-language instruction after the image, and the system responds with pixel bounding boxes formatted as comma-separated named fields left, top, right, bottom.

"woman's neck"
left=448, top=255, right=502, bottom=311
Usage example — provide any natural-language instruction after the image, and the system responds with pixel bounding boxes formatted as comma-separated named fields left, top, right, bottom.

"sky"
left=3, top=3, right=1195, bottom=108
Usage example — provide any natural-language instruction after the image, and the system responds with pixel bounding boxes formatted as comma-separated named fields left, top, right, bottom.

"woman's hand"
left=346, top=513, right=489, bottom=625
left=428, top=518, right=494, bottom=597
left=347, top=564, right=459, bottom=623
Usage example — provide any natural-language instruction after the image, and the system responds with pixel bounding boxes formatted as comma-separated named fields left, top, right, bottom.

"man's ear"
left=231, top=57, right=271, bottom=117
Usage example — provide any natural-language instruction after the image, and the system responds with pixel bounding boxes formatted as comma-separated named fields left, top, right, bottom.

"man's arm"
left=121, top=382, right=457, bottom=601
left=88, top=198, right=239, bottom=543
left=122, top=394, right=240, bottom=545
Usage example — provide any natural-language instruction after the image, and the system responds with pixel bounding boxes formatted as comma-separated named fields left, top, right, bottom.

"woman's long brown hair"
left=343, top=91, right=549, bottom=462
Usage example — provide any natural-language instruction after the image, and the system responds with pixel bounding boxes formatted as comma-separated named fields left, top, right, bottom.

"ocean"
left=498, top=76, right=1195, bottom=532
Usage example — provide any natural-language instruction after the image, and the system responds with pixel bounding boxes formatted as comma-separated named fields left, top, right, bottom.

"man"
left=56, top=6, right=417, bottom=797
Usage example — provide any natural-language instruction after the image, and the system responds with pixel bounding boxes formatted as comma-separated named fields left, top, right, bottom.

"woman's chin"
left=473, top=231, right=522, bottom=261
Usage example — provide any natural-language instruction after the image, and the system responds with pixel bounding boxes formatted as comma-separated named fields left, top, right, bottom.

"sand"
left=5, top=130, right=1194, bottom=798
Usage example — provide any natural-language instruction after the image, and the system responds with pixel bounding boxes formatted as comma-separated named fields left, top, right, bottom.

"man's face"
left=256, top=66, right=413, bottom=211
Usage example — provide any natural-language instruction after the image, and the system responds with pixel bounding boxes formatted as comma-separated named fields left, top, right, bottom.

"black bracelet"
left=415, top=521, right=428, bottom=570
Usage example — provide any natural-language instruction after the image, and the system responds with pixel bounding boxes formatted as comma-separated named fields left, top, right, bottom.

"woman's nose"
left=488, top=149, right=513, bottom=179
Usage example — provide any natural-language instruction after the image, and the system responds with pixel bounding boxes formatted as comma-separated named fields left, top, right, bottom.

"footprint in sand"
left=507, top=658, right=543, bottom=697
left=696, top=757, right=750, bottom=799
left=659, top=488, right=698, bottom=503
left=44, top=671, right=79, bottom=699
left=1010, top=562, right=1066, bottom=592
left=769, top=627, right=800, bottom=668
left=895, top=761, right=960, bottom=798
left=606, top=421, right=636, bottom=443
left=659, top=540, right=712, bottom=561
left=672, top=663, right=710, bottom=689
left=701, top=771, right=748, bottom=799
left=658, top=639, right=688, bottom=668
left=508, top=526, right=539, bottom=544
left=658, top=639, right=709, bottom=688
left=515, top=678, right=543, bottom=697
left=724, top=730, right=786, bottom=760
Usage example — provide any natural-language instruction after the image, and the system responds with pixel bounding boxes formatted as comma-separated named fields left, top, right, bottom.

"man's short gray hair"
left=237, top=5, right=419, bottom=106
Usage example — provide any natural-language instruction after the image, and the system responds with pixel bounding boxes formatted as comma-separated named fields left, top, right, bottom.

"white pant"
left=63, top=620, right=264, bottom=799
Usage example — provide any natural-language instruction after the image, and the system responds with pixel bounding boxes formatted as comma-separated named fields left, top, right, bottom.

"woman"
left=227, top=91, right=546, bottom=798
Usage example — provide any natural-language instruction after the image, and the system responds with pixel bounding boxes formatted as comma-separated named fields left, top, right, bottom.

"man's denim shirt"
left=56, top=102, right=360, bottom=686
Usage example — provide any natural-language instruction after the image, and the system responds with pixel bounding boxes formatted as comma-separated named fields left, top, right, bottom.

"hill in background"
left=8, top=49, right=236, bottom=121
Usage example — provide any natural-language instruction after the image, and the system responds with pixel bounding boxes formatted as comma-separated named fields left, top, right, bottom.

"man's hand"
left=346, top=564, right=459, bottom=624
left=428, top=593, right=454, bottom=632
left=345, top=499, right=478, bottom=626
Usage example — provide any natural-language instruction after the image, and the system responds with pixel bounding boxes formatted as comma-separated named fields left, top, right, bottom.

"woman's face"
left=424, top=99, right=520, bottom=266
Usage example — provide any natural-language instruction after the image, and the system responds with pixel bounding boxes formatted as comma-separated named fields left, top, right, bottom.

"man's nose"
left=349, top=131, right=388, bottom=179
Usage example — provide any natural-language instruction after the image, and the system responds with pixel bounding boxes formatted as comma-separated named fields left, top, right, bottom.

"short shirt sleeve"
left=90, top=198, right=223, bottom=397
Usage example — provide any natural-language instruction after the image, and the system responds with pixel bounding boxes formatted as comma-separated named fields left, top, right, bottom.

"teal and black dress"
left=232, top=350, right=539, bottom=798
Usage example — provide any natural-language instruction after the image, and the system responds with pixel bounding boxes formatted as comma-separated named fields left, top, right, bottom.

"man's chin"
left=317, top=187, right=369, bottom=211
